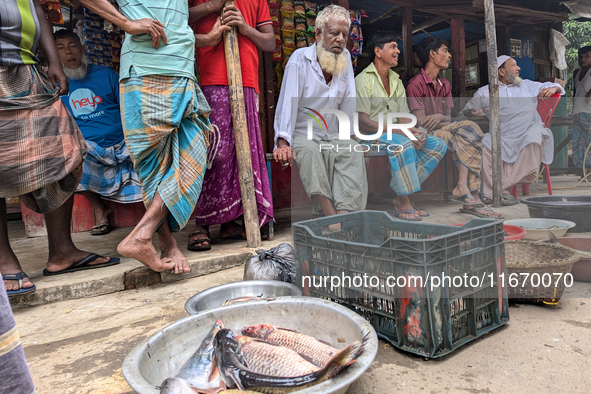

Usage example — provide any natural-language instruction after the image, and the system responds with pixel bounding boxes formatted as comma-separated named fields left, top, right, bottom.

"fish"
left=214, top=328, right=367, bottom=393
left=219, top=391, right=264, bottom=394
left=175, top=320, right=224, bottom=393
left=159, top=377, right=198, bottom=394
left=241, top=324, right=339, bottom=367
left=236, top=335, right=320, bottom=377
left=222, top=296, right=275, bottom=306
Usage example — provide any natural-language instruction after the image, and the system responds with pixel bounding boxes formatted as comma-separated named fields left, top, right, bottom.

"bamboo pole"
left=484, top=0, right=502, bottom=208
left=223, top=0, right=261, bottom=247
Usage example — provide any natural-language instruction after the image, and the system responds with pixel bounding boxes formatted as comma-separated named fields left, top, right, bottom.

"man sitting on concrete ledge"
left=463, top=55, right=564, bottom=205
left=55, top=30, right=142, bottom=236
left=273, top=5, right=367, bottom=223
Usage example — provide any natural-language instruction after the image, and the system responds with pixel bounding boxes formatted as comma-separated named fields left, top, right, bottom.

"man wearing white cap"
left=463, top=55, right=564, bottom=205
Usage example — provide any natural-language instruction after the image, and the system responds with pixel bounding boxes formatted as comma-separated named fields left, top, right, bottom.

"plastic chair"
left=511, top=93, right=561, bottom=198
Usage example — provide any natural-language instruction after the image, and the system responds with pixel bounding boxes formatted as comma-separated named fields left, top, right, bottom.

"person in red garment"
left=186, top=0, right=275, bottom=251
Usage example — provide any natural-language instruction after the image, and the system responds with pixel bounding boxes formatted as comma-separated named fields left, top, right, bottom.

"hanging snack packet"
left=281, top=10, right=295, bottom=30
left=282, top=30, right=295, bottom=49
left=272, top=47, right=283, bottom=61
left=282, top=47, right=294, bottom=68
left=280, top=0, right=294, bottom=12
left=268, top=0, right=280, bottom=8
left=294, top=13, right=307, bottom=31
left=295, top=31, right=307, bottom=48
left=270, top=8, right=280, bottom=26
left=349, top=10, right=359, bottom=24
left=273, top=25, right=282, bottom=45
left=305, top=1, right=317, bottom=17
left=307, top=35, right=315, bottom=46
left=294, top=0, right=305, bottom=13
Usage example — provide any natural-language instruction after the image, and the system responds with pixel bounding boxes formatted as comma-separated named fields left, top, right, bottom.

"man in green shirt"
left=79, top=0, right=220, bottom=274
left=355, top=32, right=446, bottom=221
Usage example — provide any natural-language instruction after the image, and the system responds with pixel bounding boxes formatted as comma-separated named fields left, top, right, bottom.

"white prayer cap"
left=497, top=55, right=511, bottom=68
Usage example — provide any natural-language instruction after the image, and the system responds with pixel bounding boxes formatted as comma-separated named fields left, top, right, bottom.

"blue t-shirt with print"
left=61, top=64, right=124, bottom=148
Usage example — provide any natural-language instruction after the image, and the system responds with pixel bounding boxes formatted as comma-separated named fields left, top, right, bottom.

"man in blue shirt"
left=55, top=30, right=142, bottom=235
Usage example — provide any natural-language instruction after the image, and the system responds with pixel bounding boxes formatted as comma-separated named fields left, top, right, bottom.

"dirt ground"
left=13, top=265, right=591, bottom=394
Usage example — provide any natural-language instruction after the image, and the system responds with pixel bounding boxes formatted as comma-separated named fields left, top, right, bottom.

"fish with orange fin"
left=171, top=320, right=225, bottom=393
left=241, top=324, right=339, bottom=367
left=236, top=335, right=319, bottom=377
left=214, top=328, right=367, bottom=393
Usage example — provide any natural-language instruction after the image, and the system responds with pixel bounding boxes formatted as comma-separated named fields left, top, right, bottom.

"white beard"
left=63, top=54, right=89, bottom=80
left=316, top=38, right=349, bottom=76
left=505, top=72, right=523, bottom=87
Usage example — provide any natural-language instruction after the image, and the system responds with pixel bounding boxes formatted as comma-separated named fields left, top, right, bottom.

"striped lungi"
left=0, top=65, right=86, bottom=213
left=433, top=120, right=484, bottom=191
left=0, top=278, right=36, bottom=394
left=120, top=68, right=211, bottom=232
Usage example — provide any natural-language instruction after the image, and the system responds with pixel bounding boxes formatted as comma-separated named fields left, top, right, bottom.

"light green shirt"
left=355, top=62, right=410, bottom=124
left=117, top=0, right=195, bottom=81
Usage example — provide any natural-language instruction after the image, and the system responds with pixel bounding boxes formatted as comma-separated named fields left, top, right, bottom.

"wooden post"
left=223, top=0, right=261, bottom=247
left=484, top=0, right=502, bottom=208
left=450, top=18, right=466, bottom=108
left=402, top=7, right=413, bottom=83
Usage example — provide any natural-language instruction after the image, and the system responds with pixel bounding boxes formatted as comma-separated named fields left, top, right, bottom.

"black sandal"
left=187, top=228, right=212, bottom=251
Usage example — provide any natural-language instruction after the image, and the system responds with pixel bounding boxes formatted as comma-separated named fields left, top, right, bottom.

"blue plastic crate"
left=292, top=210, right=510, bottom=358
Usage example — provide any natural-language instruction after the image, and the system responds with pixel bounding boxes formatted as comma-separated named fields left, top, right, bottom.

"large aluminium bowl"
left=520, top=195, right=591, bottom=232
left=123, top=297, right=378, bottom=394
left=185, top=280, right=303, bottom=314
left=504, top=218, right=576, bottom=240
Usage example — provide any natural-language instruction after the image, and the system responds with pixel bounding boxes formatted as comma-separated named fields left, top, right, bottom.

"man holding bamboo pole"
left=78, top=0, right=212, bottom=274
left=187, top=0, right=275, bottom=250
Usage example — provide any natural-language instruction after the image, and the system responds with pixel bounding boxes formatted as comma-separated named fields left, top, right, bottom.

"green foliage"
left=563, top=20, right=591, bottom=97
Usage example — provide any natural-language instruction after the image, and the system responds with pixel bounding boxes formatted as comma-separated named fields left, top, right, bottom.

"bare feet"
left=45, top=249, right=111, bottom=273
left=117, top=233, right=175, bottom=272
left=160, top=234, right=190, bottom=274
left=1, top=260, right=34, bottom=292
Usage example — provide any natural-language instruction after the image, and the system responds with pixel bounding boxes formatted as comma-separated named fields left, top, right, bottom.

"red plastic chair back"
left=536, top=93, right=561, bottom=128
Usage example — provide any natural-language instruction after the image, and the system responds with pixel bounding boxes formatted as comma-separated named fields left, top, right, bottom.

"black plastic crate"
left=292, top=210, right=510, bottom=358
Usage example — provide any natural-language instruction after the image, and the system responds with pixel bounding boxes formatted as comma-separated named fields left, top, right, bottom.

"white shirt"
left=463, top=80, right=565, bottom=165
left=573, top=68, right=591, bottom=115
left=274, top=43, right=356, bottom=147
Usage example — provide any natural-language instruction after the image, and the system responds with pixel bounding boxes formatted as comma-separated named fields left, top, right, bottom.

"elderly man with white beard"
left=54, top=30, right=142, bottom=235
left=463, top=55, right=564, bottom=205
left=273, top=5, right=367, bottom=221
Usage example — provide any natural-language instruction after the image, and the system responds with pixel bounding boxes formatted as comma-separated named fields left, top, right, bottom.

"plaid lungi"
left=77, top=140, right=142, bottom=203
left=120, top=68, right=211, bottom=232
left=379, top=133, right=447, bottom=196
left=433, top=120, right=484, bottom=191
left=0, top=278, right=36, bottom=394
left=0, top=65, right=86, bottom=213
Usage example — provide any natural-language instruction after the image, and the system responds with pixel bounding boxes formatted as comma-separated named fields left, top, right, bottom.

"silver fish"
left=175, top=320, right=224, bottom=392
left=159, top=377, right=198, bottom=394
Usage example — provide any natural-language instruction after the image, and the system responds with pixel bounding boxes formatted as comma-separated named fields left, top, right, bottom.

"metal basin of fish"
left=123, top=297, right=378, bottom=394
left=185, top=280, right=302, bottom=315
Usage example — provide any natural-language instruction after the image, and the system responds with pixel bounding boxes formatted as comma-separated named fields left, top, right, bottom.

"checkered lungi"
left=0, top=65, right=86, bottom=213
left=77, top=140, right=142, bottom=203
left=120, top=68, right=211, bottom=232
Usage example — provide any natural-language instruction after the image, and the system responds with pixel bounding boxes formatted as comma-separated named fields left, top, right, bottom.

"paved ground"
left=7, top=174, right=591, bottom=393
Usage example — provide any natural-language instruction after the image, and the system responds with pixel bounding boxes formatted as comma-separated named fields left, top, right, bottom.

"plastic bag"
left=243, top=243, right=296, bottom=283
left=550, top=28, right=569, bottom=71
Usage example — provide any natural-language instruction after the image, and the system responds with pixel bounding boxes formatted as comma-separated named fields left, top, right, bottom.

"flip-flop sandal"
left=501, top=193, right=519, bottom=206
left=412, top=205, right=430, bottom=217
left=42, top=254, right=120, bottom=276
left=459, top=206, right=504, bottom=219
left=392, top=207, right=422, bottom=221
left=2, top=272, right=36, bottom=297
left=450, top=194, right=485, bottom=208
left=187, top=230, right=212, bottom=251
left=90, top=223, right=112, bottom=236
left=481, top=195, right=493, bottom=205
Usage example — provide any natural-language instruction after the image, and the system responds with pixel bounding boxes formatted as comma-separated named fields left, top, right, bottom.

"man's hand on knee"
left=273, top=138, right=296, bottom=166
